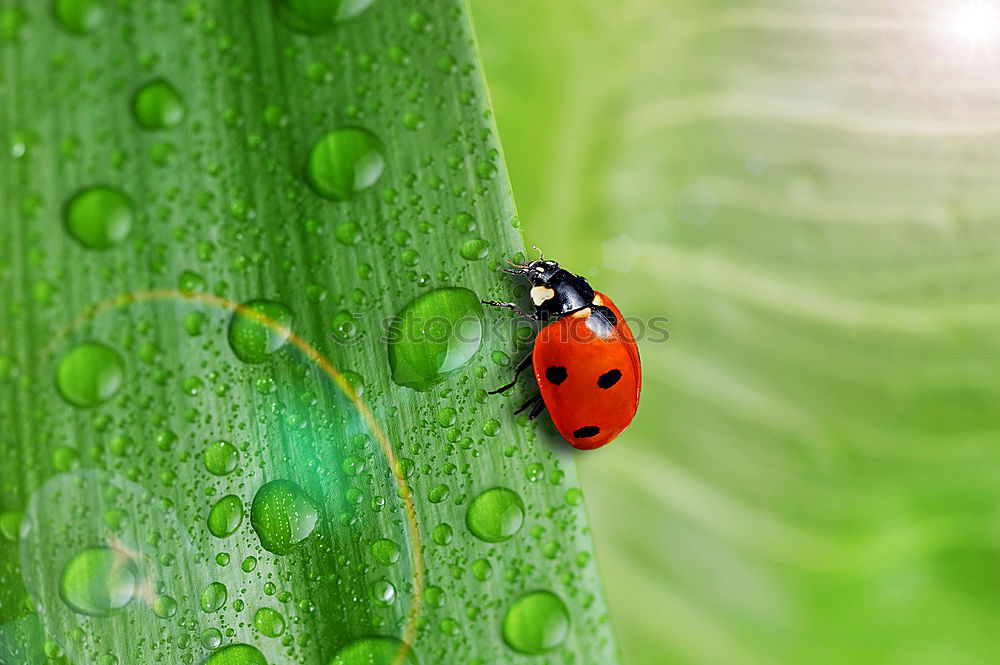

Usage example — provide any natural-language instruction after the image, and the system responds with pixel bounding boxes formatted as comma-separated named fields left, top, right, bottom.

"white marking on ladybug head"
left=572, top=307, right=592, bottom=318
left=592, top=293, right=604, bottom=306
left=530, top=285, right=555, bottom=306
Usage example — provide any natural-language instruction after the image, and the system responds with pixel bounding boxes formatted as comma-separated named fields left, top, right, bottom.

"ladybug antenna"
left=531, top=245, right=544, bottom=260
left=502, top=257, right=528, bottom=275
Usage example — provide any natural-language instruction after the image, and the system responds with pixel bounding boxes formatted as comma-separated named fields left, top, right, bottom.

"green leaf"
left=0, top=1, right=618, bottom=664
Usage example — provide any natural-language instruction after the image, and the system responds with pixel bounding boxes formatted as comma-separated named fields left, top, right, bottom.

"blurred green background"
left=470, top=1, right=1000, bottom=664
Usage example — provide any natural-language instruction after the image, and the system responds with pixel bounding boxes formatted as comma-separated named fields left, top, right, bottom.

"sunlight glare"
left=945, top=1, right=1000, bottom=47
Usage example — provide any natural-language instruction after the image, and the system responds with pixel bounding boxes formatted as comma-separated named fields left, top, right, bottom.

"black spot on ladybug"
left=573, top=426, right=600, bottom=439
left=545, top=366, right=568, bottom=385
left=597, top=369, right=622, bottom=389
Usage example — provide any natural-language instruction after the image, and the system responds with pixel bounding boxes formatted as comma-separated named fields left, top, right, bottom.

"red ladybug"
left=482, top=249, right=641, bottom=450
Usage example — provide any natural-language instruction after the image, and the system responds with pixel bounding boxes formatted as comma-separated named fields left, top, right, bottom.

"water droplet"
left=460, top=237, right=490, bottom=261
left=427, top=484, right=450, bottom=504
left=227, top=300, right=294, bottom=364
left=370, top=579, right=395, bottom=606
left=305, top=128, right=384, bottom=201
left=208, top=495, right=244, bottom=538
left=54, top=0, right=105, bottom=35
left=200, top=628, right=223, bottom=650
left=0, top=511, right=21, bottom=541
left=153, top=594, right=177, bottom=619
left=131, top=79, right=185, bottom=130
left=253, top=607, right=285, bottom=637
left=59, top=547, right=138, bottom=617
left=472, top=558, right=492, bottom=581
left=502, top=591, right=570, bottom=654
left=200, top=582, right=228, bottom=613
left=565, top=488, right=583, bottom=506
left=56, top=342, right=124, bottom=408
left=329, top=637, right=417, bottom=665
left=482, top=419, right=500, bottom=436
left=387, top=288, right=484, bottom=391
left=203, top=644, right=267, bottom=665
left=204, top=440, right=239, bottom=476
left=250, top=480, right=319, bottom=555
left=370, top=538, right=400, bottom=565
left=466, top=488, right=525, bottom=543
left=274, top=0, right=376, bottom=33
left=431, top=523, right=452, bottom=546
left=64, top=186, right=133, bottom=249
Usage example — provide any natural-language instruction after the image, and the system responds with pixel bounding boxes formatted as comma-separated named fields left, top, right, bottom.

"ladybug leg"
left=481, top=299, right=536, bottom=320
left=513, top=392, right=542, bottom=415
left=527, top=396, right=547, bottom=420
left=488, top=351, right=533, bottom=395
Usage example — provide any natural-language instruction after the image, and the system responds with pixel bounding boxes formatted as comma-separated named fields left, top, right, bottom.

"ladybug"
left=482, top=248, right=641, bottom=450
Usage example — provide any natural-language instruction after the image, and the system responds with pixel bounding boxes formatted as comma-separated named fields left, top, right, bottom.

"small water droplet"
left=329, top=637, right=417, bottom=665
left=427, top=484, right=450, bottom=504
left=227, top=300, right=294, bottom=364
left=387, top=288, right=484, bottom=391
left=131, top=79, right=185, bottom=130
left=460, top=238, right=490, bottom=261
left=370, top=538, right=401, bottom=565
left=200, top=582, right=228, bottom=613
left=253, top=607, right=285, bottom=637
left=250, top=480, right=319, bottom=555
left=56, top=342, right=124, bottom=408
left=200, top=628, right=223, bottom=650
left=208, top=495, right=244, bottom=538
left=306, top=127, right=384, bottom=201
left=54, top=0, right=105, bottom=35
left=59, top=547, right=138, bottom=617
left=466, top=488, right=525, bottom=543
left=370, top=579, right=396, bottom=606
left=64, top=186, right=133, bottom=249
left=153, top=594, right=177, bottom=619
left=502, top=590, right=570, bottom=654
left=204, top=440, right=240, bottom=476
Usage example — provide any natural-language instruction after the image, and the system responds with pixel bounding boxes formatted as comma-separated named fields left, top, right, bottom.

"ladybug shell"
left=532, top=292, right=641, bottom=450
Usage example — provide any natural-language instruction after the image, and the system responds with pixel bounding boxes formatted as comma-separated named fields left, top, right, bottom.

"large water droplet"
left=203, top=644, right=268, bottom=665
left=208, top=495, right=244, bottom=538
left=305, top=128, right=384, bottom=201
left=250, top=480, right=319, bottom=555
left=56, top=342, right=124, bottom=408
left=274, top=0, right=377, bottom=33
left=227, top=300, right=294, bottom=364
left=131, top=79, right=185, bottom=130
left=502, top=591, right=570, bottom=654
left=329, top=637, right=418, bottom=665
left=64, top=186, right=133, bottom=249
left=466, top=487, right=525, bottom=543
left=59, top=547, right=138, bottom=617
left=53, top=0, right=105, bottom=34
left=387, top=287, right=484, bottom=391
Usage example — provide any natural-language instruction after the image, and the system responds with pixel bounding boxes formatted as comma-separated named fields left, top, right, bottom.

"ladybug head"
left=502, top=246, right=564, bottom=285
left=503, top=259, right=562, bottom=285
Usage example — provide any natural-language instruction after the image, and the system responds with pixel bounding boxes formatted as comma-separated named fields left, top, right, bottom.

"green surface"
left=471, top=1, right=1000, bottom=664
left=0, top=1, right=617, bottom=664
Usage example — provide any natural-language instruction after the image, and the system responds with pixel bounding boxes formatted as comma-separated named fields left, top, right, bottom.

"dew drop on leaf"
left=502, top=590, right=570, bottom=655
left=55, top=342, right=124, bottom=408
left=208, top=495, right=244, bottom=538
left=64, top=186, right=133, bottom=249
left=53, top=0, right=105, bottom=35
left=328, top=637, right=418, bottom=665
left=202, top=644, right=267, bottom=665
left=387, top=287, right=484, bottom=391
left=59, top=547, right=138, bottom=617
left=250, top=480, right=319, bottom=555
left=227, top=300, right=294, bottom=364
left=131, top=79, right=186, bottom=130
left=305, top=127, right=385, bottom=201
left=274, top=0, right=377, bottom=33
left=466, top=487, right=524, bottom=543
left=204, top=440, right=240, bottom=476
